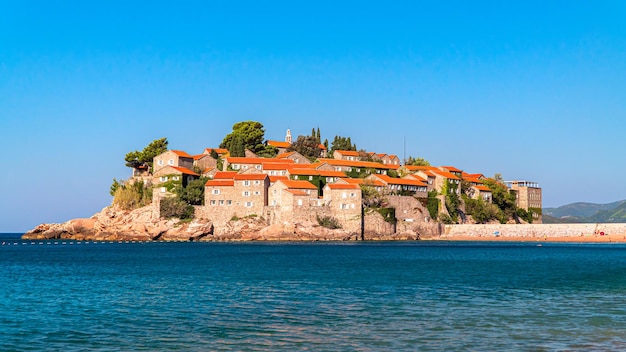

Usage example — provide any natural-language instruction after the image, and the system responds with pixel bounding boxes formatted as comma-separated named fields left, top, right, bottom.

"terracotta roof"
left=227, top=157, right=294, bottom=164
left=171, top=150, right=193, bottom=158
left=334, top=150, right=360, bottom=156
left=170, top=166, right=199, bottom=176
left=340, top=178, right=386, bottom=187
left=373, top=174, right=427, bottom=186
left=204, top=148, right=229, bottom=155
left=262, top=162, right=293, bottom=170
left=285, top=189, right=309, bottom=196
left=326, top=183, right=360, bottom=190
left=267, top=140, right=292, bottom=148
left=287, top=168, right=345, bottom=177
left=317, top=158, right=398, bottom=170
left=442, top=166, right=463, bottom=173
left=318, top=144, right=327, bottom=150
left=205, top=179, right=234, bottom=187
left=213, top=171, right=238, bottom=179
left=233, top=174, right=268, bottom=181
left=278, top=180, right=317, bottom=189
left=473, top=185, right=492, bottom=192
left=269, top=176, right=289, bottom=182
left=431, top=170, right=461, bottom=180
left=276, top=151, right=296, bottom=159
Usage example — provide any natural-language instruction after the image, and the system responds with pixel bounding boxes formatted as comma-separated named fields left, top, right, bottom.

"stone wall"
left=443, top=223, right=626, bottom=239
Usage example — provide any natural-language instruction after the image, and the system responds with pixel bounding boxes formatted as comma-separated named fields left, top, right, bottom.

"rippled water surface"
left=2, top=234, right=626, bottom=351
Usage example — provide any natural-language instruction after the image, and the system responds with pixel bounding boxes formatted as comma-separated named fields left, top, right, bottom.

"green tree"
left=288, top=135, right=321, bottom=160
left=330, top=135, right=356, bottom=156
left=178, top=177, right=209, bottom=205
left=125, top=137, right=168, bottom=169
left=483, top=178, right=517, bottom=223
left=406, top=156, right=430, bottom=166
left=220, top=121, right=267, bottom=155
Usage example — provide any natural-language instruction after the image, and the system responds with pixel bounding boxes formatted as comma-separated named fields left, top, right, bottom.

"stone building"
left=506, top=180, right=543, bottom=223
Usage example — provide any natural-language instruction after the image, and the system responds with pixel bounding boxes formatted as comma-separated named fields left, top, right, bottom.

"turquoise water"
left=2, top=233, right=626, bottom=351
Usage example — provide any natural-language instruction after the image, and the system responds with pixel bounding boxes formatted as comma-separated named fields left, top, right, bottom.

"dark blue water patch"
left=1, top=241, right=626, bottom=351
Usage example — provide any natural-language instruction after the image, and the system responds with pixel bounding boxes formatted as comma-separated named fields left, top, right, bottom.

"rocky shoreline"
left=22, top=205, right=422, bottom=242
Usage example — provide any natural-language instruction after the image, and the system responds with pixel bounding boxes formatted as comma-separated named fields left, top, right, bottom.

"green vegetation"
left=219, top=121, right=276, bottom=157
left=329, top=135, right=356, bottom=157
left=125, top=137, right=168, bottom=169
left=376, top=207, right=397, bottom=224
left=317, top=215, right=342, bottom=229
left=406, top=156, right=430, bottom=166
left=463, top=196, right=501, bottom=223
left=112, top=180, right=152, bottom=210
left=160, top=197, right=194, bottom=220
left=288, top=135, right=321, bottom=161
left=178, top=177, right=210, bottom=206
left=426, top=190, right=439, bottom=220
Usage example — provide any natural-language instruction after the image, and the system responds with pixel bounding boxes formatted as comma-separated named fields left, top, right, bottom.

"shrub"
left=160, top=197, right=194, bottom=220
left=113, top=180, right=152, bottom=210
left=317, top=215, right=342, bottom=229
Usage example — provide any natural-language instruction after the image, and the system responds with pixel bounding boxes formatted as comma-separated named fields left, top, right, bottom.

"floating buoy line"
left=1, top=240, right=154, bottom=246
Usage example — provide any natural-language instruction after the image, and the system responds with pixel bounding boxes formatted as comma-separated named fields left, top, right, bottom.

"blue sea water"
left=1, top=233, right=626, bottom=351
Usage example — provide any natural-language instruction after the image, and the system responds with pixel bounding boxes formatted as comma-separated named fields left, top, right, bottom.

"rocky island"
left=23, top=121, right=545, bottom=242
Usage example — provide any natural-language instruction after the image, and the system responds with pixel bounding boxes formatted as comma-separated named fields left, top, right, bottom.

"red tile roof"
left=334, top=150, right=360, bottom=156
left=227, top=157, right=295, bottom=164
left=213, top=171, right=238, bottom=179
left=278, top=180, right=317, bottom=189
left=269, top=176, right=289, bottom=182
left=205, top=179, right=234, bottom=187
left=204, top=148, right=229, bottom=155
left=170, top=166, right=199, bottom=176
left=317, top=158, right=398, bottom=170
left=171, top=150, right=193, bottom=158
left=373, top=174, right=427, bottom=186
left=233, top=174, right=268, bottom=181
left=326, top=183, right=360, bottom=190
left=262, top=162, right=293, bottom=170
left=267, top=140, right=291, bottom=148
left=340, top=178, right=386, bottom=187
left=285, top=189, right=310, bottom=196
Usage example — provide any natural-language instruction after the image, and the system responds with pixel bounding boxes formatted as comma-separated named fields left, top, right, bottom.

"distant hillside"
left=544, top=200, right=626, bottom=223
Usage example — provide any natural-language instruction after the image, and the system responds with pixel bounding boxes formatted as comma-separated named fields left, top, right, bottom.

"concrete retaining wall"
left=444, top=223, right=626, bottom=239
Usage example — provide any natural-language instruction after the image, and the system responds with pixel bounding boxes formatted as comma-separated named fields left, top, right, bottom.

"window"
left=244, top=180, right=250, bottom=186
left=254, top=191, right=260, bottom=195
left=342, top=192, right=347, bottom=199
left=168, top=159, right=174, bottom=165
left=219, top=200, right=224, bottom=205
left=350, top=193, right=356, bottom=198
left=160, top=187, right=166, bottom=193
left=254, top=180, right=261, bottom=185
left=297, top=199, right=303, bottom=206
left=212, top=189, right=220, bottom=195
left=341, top=203, right=348, bottom=209
left=233, top=164, right=240, bottom=170
left=255, top=165, right=261, bottom=170
left=158, top=160, right=163, bottom=166
left=245, top=201, right=253, bottom=207
left=226, top=200, right=232, bottom=205
left=173, top=176, right=179, bottom=181
left=160, top=176, right=168, bottom=182
left=309, top=176, right=313, bottom=180
left=210, top=200, right=216, bottom=205
left=243, top=165, right=248, bottom=170
left=243, top=191, right=250, bottom=197
left=272, top=200, right=277, bottom=205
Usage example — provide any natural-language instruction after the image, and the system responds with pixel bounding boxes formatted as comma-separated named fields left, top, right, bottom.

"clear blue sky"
left=2, top=1, right=625, bottom=232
